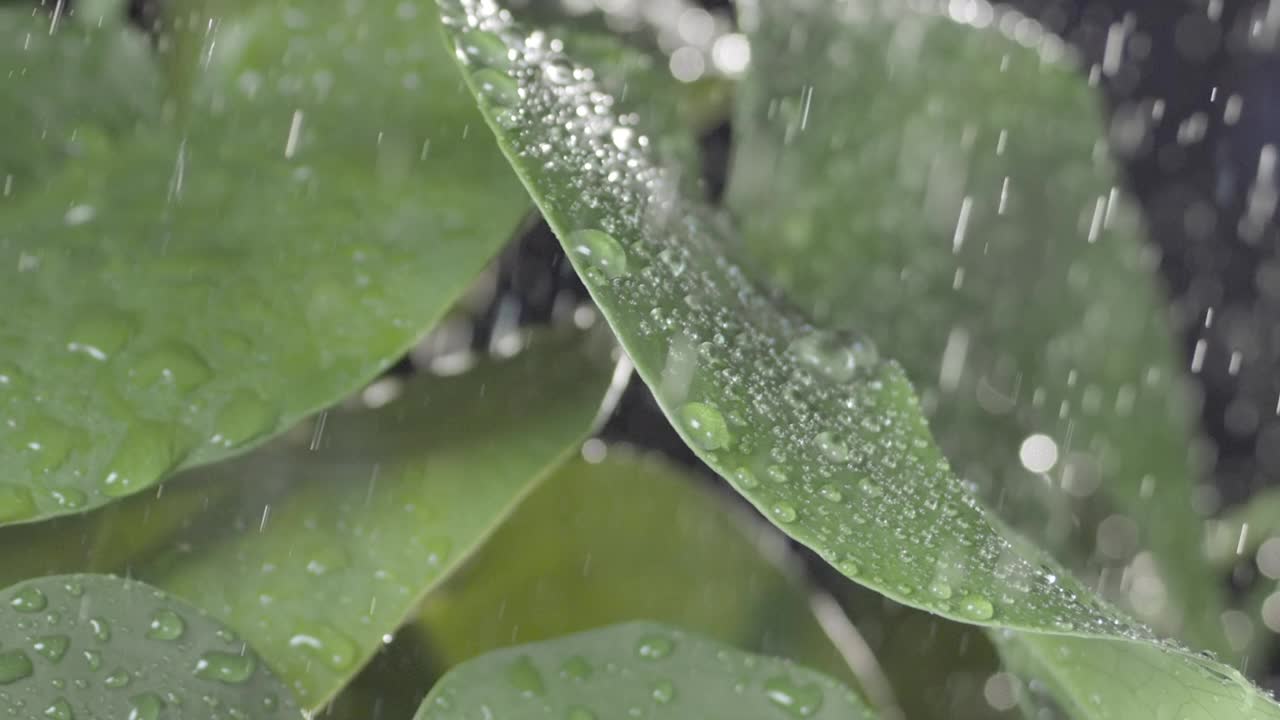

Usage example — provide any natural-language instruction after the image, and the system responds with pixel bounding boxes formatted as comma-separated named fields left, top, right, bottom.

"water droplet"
left=568, top=229, right=629, bottom=280
left=288, top=622, right=357, bottom=670
left=1052, top=619, right=1075, bottom=632
left=459, top=30, right=511, bottom=70
left=88, top=617, right=111, bottom=642
left=814, top=431, right=850, bottom=462
left=303, top=545, right=349, bottom=576
left=766, top=466, right=789, bottom=484
left=128, top=693, right=163, bottom=720
left=101, top=426, right=178, bottom=498
left=146, top=609, right=185, bottom=641
left=104, top=669, right=131, bottom=689
left=959, top=595, right=995, bottom=620
left=818, top=484, right=843, bottom=503
left=15, top=416, right=76, bottom=472
left=566, top=707, right=595, bottom=720
left=0, top=484, right=37, bottom=522
left=209, top=391, right=277, bottom=449
left=636, top=633, right=674, bottom=660
left=764, top=675, right=824, bottom=717
left=66, top=310, right=133, bottom=361
left=62, top=581, right=83, bottom=597
left=11, top=587, right=47, bottom=612
left=731, top=467, right=759, bottom=489
left=194, top=651, right=256, bottom=684
left=652, top=679, right=676, bottom=703
left=771, top=502, right=798, bottom=523
left=506, top=655, right=545, bottom=697
left=857, top=477, right=884, bottom=498
left=131, top=342, right=213, bottom=392
left=0, top=650, right=34, bottom=684
left=43, top=698, right=73, bottom=719
left=32, top=635, right=69, bottom=663
left=677, top=402, right=731, bottom=451
left=474, top=68, right=521, bottom=108
left=837, top=558, right=860, bottom=576
left=82, top=650, right=102, bottom=671
left=788, top=330, right=878, bottom=383
left=928, top=579, right=953, bottom=600
left=559, top=655, right=593, bottom=681
left=44, top=487, right=87, bottom=510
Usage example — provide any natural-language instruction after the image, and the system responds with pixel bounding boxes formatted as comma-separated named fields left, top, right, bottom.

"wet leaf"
left=132, top=330, right=613, bottom=708
left=434, top=1, right=1280, bottom=716
left=415, top=621, right=875, bottom=718
left=0, top=573, right=298, bottom=718
left=418, top=450, right=860, bottom=689
left=0, top=0, right=526, bottom=525
left=726, top=0, right=1221, bottom=653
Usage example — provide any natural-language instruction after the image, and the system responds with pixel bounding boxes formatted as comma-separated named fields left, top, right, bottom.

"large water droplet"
left=15, top=416, right=75, bottom=472
left=764, top=675, right=824, bottom=717
left=45, top=487, right=87, bottom=510
left=959, top=595, right=995, bottom=620
left=788, top=330, right=878, bottom=383
left=771, top=502, right=798, bottom=523
left=43, top=698, right=73, bottom=720
left=288, top=622, right=357, bottom=670
left=677, top=402, right=731, bottom=451
left=636, top=633, right=674, bottom=660
left=814, top=431, right=850, bottom=462
left=66, top=310, right=133, bottom=361
left=88, top=617, right=111, bottom=642
left=104, top=668, right=131, bottom=689
left=131, top=342, right=213, bottom=392
left=32, top=635, right=69, bottom=663
left=101, top=426, right=177, bottom=498
left=193, top=652, right=256, bottom=684
left=146, top=609, right=185, bottom=641
left=731, top=467, right=759, bottom=489
left=209, top=391, right=277, bottom=449
left=652, top=679, right=676, bottom=704
left=559, top=655, right=593, bottom=681
left=568, top=229, right=629, bottom=280
left=11, top=587, right=47, bottom=612
left=506, top=655, right=545, bottom=697
left=928, top=579, right=953, bottom=600
left=0, top=649, right=34, bottom=684
left=82, top=650, right=102, bottom=671
left=0, top=481, right=36, bottom=520
left=128, top=693, right=163, bottom=720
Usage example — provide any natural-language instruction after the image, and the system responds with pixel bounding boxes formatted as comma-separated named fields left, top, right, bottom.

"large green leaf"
left=0, top=330, right=613, bottom=708
left=726, top=0, right=1221, bottom=653
left=0, top=0, right=526, bottom=525
left=0, top=573, right=299, bottom=718
left=417, top=450, right=862, bottom=691
left=433, top=0, right=1280, bottom=716
left=416, top=622, right=875, bottom=719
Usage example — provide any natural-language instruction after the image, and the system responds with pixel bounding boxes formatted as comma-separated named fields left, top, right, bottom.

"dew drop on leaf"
left=0, top=649, right=34, bottom=684
left=959, top=595, right=996, bottom=621
left=506, top=655, right=545, bottom=697
left=32, top=635, right=69, bottom=663
left=43, top=698, right=73, bottom=720
left=10, top=587, right=47, bottom=612
left=287, top=622, right=358, bottom=670
left=635, top=633, right=675, bottom=660
left=146, top=609, right=186, bottom=641
left=677, top=402, right=731, bottom=451
left=128, top=692, right=164, bottom=720
left=763, top=675, right=824, bottom=718
left=568, top=229, right=629, bottom=281
left=193, top=651, right=257, bottom=685
left=473, top=68, right=521, bottom=108
left=731, top=467, right=759, bottom=489
left=771, top=502, right=798, bottom=523
left=928, top=579, right=953, bottom=600
left=651, top=679, right=676, bottom=703
left=559, top=655, right=593, bottom=681
left=208, top=391, right=277, bottom=450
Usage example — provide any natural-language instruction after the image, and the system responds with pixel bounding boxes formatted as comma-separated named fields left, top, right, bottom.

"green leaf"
left=0, top=573, right=299, bottom=718
left=0, top=0, right=526, bottom=525
left=725, top=0, right=1221, bottom=653
left=417, top=450, right=863, bottom=691
left=138, top=330, right=611, bottom=708
left=416, top=621, right=876, bottom=718
left=0, top=330, right=613, bottom=708
left=434, top=1, right=1280, bottom=716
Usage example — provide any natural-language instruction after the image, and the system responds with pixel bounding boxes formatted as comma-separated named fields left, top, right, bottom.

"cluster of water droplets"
left=435, top=0, right=1165, bottom=643
left=422, top=624, right=866, bottom=718
left=0, top=576, right=293, bottom=719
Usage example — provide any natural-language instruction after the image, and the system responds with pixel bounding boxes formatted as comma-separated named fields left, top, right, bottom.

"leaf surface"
left=433, top=1, right=1280, bottom=716
left=0, top=573, right=299, bottom=719
left=415, top=622, right=875, bottom=719
left=0, top=0, right=525, bottom=524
